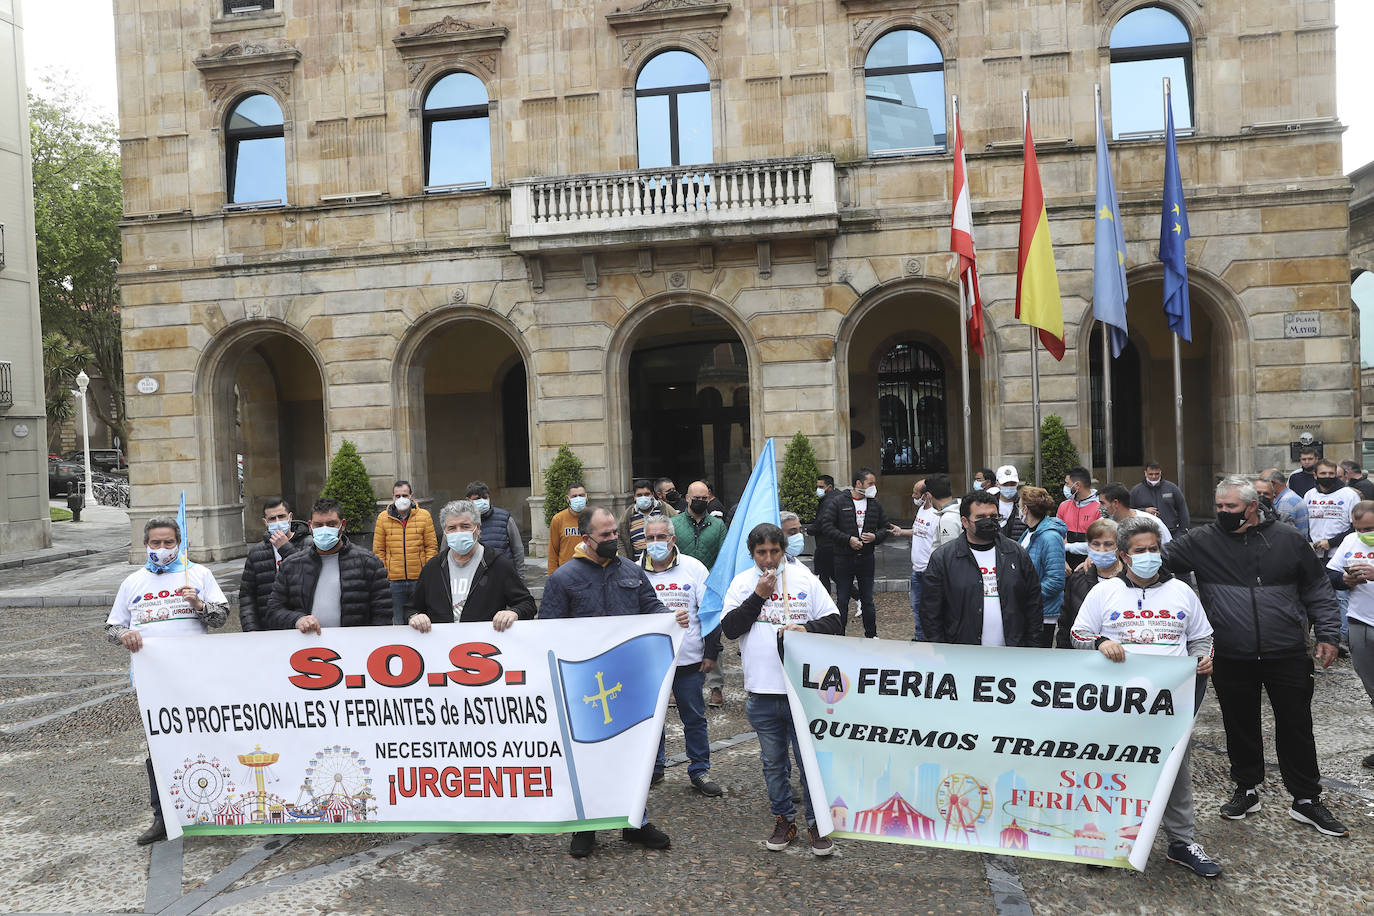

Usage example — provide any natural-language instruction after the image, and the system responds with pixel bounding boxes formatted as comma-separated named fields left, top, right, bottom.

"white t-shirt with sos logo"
left=910, top=505, right=938, bottom=573
left=107, top=565, right=228, bottom=639
left=1328, top=533, right=1374, bottom=627
left=1070, top=576, right=1212, bottom=657
left=723, top=561, right=839, bottom=694
left=642, top=551, right=710, bottom=665
left=971, top=546, right=1005, bottom=647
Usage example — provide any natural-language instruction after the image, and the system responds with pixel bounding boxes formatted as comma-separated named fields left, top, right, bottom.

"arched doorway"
left=626, top=307, right=751, bottom=499
left=840, top=284, right=984, bottom=493
left=204, top=326, right=327, bottom=543
left=397, top=314, right=533, bottom=535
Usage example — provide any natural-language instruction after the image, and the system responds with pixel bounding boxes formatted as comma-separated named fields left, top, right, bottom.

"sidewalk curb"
left=0, top=546, right=111, bottom=571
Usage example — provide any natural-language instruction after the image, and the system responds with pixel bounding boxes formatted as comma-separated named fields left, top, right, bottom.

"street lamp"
left=75, top=370, right=94, bottom=508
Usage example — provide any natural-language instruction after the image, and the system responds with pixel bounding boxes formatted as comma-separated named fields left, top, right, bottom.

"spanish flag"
left=1015, top=117, right=1065, bottom=360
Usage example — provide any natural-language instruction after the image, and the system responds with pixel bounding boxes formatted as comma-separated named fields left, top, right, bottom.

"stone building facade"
left=0, top=0, right=51, bottom=554
left=113, top=0, right=1355, bottom=560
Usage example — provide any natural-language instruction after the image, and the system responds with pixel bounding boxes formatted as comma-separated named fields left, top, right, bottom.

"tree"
left=42, top=332, right=92, bottom=440
left=780, top=432, right=822, bottom=522
left=320, top=440, right=377, bottom=534
left=30, top=75, right=127, bottom=445
left=543, top=445, right=585, bottom=528
left=1039, top=415, right=1081, bottom=503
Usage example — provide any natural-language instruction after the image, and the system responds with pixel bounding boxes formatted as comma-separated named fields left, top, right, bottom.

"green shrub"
left=320, top=440, right=377, bottom=533
left=543, top=444, right=585, bottom=528
left=780, top=432, right=822, bottom=522
left=1039, top=415, right=1081, bottom=502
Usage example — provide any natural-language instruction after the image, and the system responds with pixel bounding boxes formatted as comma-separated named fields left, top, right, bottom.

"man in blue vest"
left=464, top=480, right=525, bottom=570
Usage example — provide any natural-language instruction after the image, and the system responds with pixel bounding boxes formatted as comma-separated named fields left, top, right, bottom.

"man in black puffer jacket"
left=238, top=497, right=307, bottom=631
left=1162, top=475, right=1346, bottom=837
left=405, top=500, right=536, bottom=627
left=266, top=497, right=392, bottom=632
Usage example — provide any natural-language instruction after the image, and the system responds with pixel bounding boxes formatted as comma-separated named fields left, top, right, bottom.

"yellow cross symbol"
left=583, top=671, right=622, bottom=725
left=1098, top=206, right=1114, bottom=221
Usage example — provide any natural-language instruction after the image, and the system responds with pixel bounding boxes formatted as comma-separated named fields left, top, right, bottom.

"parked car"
left=48, top=458, right=85, bottom=497
left=63, top=448, right=127, bottom=472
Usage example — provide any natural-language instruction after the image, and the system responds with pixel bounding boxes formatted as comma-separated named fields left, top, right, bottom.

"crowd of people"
left=104, top=451, right=1366, bottom=876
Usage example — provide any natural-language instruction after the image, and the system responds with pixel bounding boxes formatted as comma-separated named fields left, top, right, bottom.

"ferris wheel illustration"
left=169, top=755, right=236, bottom=822
left=304, top=745, right=372, bottom=804
left=936, top=773, right=993, bottom=843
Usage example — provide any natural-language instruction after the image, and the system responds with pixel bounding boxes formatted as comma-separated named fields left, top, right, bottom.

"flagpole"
left=1095, top=83, right=1115, bottom=484
left=1165, top=77, right=1185, bottom=499
left=953, top=94, right=974, bottom=490
left=1024, top=90, right=1043, bottom=487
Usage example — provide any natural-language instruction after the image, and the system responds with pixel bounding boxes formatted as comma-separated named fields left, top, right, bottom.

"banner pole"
left=1094, top=84, right=1115, bottom=485
left=953, top=93, right=974, bottom=489
left=546, top=651, right=587, bottom=821
left=1164, top=77, right=1185, bottom=501
left=1023, top=89, right=1042, bottom=488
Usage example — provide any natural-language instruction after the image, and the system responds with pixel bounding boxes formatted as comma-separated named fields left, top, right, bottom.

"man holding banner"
left=721, top=522, right=841, bottom=855
left=1070, top=515, right=1221, bottom=878
left=105, top=514, right=228, bottom=846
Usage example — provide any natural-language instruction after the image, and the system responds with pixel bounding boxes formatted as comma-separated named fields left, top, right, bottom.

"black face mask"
left=690, top=498, right=710, bottom=515
left=1216, top=509, right=1247, bottom=533
left=594, top=539, right=619, bottom=559
left=1315, top=478, right=1341, bottom=494
left=971, top=518, right=1001, bottom=541
left=665, top=489, right=680, bottom=504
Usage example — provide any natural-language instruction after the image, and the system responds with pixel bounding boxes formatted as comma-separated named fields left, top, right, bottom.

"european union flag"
left=1158, top=84, right=1192, bottom=343
left=697, top=438, right=779, bottom=638
left=556, top=633, right=673, bottom=743
left=1093, top=101, right=1129, bottom=357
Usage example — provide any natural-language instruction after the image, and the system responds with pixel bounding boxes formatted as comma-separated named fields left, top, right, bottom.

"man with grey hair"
left=1255, top=468, right=1308, bottom=538
left=106, top=516, right=229, bottom=846
left=405, top=500, right=535, bottom=629
left=1339, top=459, right=1374, bottom=500
left=1163, top=475, right=1347, bottom=837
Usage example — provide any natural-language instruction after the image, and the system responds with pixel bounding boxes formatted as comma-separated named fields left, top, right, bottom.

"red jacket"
left=1056, top=494, right=1101, bottom=541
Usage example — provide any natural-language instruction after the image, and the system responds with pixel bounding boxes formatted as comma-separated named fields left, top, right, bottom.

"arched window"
left=864, top=30, right=946, bottom=156
left=226, top=93, right=286, bottom=205
left=635, top=51, right=712, bottom=169
left=423, top=72, right=491, bottom=189
left=1109, top=6, right=1194, bottom=138
left=877, top=342, right=947, bottom=473
left=1089, top=325, right=1144, bottom=466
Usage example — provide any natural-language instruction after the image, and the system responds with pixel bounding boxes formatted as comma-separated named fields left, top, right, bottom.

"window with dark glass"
left=423, top=72, right=492, bottom=189
left=635, top=51, right=712, bottom=169
left=1109, top=6, right=1194, bottom=138
left=864, top=29, right=946, bottom=156
left=225, top=93, right=286, bottom=205
left=502, top=363, right=531, bottom=488
left=877, top=342, right=948, bottom=474
left=1089, top=325, right=1144, bottom=467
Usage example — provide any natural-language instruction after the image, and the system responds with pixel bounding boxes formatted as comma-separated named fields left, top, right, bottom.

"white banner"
left=131, top=617, right=682, bottom=839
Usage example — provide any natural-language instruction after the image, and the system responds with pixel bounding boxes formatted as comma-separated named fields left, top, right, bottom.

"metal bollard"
left=67, top=491, right=83, bottom=523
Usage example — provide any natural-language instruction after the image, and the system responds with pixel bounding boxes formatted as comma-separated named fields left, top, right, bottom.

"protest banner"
left=782, top=633, right=1198, bottom=870
left=131, top=616, right=682, bottom=840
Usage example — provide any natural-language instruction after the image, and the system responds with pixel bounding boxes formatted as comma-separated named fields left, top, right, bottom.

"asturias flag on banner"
left=1159, top=87, right=1192, bottom=343
left=950, top=110, right=985, bottom=357
left=1015, top=113, right=1066, bottom=360
left=697, top=438, right=779, bottom=638
left=1093, top=102, right=1130, bottom=358
left=557, top=633, right=674, bottom=743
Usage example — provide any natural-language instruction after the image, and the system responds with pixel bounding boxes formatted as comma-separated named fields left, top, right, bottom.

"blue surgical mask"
left=473, top=498, right=490, bottom=515
left=635, top=495, right=653, bottom=512
left=311, top=526, right=340, bottom=551
left=1089, top=549, right=1117, bottom=570
left=816, top=487, right=826, bottom=498
left=267, top=520, right=290, bottom=535
left=568, top=495, right=587, bottom=513
left=1063, top=485, right=1074, bottom=500
left=1128, top=551, right=1162, bottom=578
left=645, top=541, right=671, bottom=563
left=786, top=533, right=805, bottom=557
left=447, top=531, right=476, bottom=555
left=999, top=485, right=1018, bottom=500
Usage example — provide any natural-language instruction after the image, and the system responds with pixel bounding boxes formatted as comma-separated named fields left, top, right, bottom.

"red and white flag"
left=950, top=112, right=985, bottom=357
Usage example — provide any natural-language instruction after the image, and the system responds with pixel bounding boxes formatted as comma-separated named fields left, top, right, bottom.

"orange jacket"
left=373, top=505, right=438, bottom=581
left=547, top=507, right=583, bottom=574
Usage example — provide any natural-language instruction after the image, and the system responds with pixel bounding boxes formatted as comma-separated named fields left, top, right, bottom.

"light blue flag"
left=697, top=438, right=779, bottom=638
left=1159, top=87, right=1192, bottom=343
left=175, top=491, right=190, bottom=571
left=1093, top=103, right=1129, bottom=357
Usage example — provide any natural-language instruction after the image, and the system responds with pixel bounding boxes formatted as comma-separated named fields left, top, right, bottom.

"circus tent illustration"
left=1114, top=821, right=1141, bottom=858
left=1074, top=821, right=1107, bottom=858
left=1000, top=818, right=1029, bottom=850
left=830, top=797, right=849, bottom=831
left=852, top=793, right=937, bottom=840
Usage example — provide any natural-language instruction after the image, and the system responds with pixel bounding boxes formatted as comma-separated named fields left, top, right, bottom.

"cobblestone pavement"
left=1, top=594, right=1371, bottom=916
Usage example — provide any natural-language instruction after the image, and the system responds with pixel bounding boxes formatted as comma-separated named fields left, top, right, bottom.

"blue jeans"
left=1338, top=589, right=1350, bottom=641
left=910, top=569, right=926, bottom=641
left=745, top=692, right=816, bottom=826
left=656, top=665, right=710, bottom=778
left=389, top=579, right=417, bottom=625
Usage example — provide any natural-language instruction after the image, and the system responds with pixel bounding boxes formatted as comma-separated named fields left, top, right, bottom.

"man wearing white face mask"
left=405, top=500, right=535, bottom=630
left=548, top=482, right=589, bottom=573
left=816, top=467, right=890, bottom=637
left=465, top=480, right=525, bottom=569
left=238, top=497, right=306, bottom=631
left=618, top=477, right=677, bottom=560
left=374, top=480, right=438, bottom=625
left=267, top=497, right=392, bottom=632
left=886, top=480, right=938, bottom=640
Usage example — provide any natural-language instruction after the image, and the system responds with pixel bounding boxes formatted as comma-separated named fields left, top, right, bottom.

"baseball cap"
left=996, top=465, right=1019, bottom=485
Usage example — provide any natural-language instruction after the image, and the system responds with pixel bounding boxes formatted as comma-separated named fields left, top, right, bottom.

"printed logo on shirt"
left=654, top=583, right=692, bottom=591
left=979, top=565, right=998, bottom=597
left=131, top=588, right=202, bottom=626
left=452, top=577, right=470, bottom=615
left=1108, top=608, right=1185, bottom=621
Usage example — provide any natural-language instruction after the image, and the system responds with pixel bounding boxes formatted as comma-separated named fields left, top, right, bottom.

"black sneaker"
left=1363, top=753, right=1374, bottom=769
left=1220, top=787, right=1260, bottom=819
left=1289, top=799, right=1349, bottom=837
left=569, top=830, right=596, bottom=857
left=136, top=816, right=166, bottom=846
left=690, top=774, right=723, bottom=797
left=622, top=822, right=671, bottom=849
left=765, top=815, right=796, bottom=851
left=650, top=771, right=664, bottom=786
left=1166, top=841, right=1222, bottom=877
